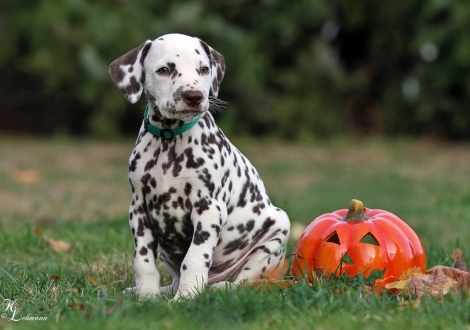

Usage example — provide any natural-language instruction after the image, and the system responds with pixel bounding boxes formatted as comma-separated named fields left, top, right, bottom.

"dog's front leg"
left=126, top=200, right=161, bottom=298
left=173, top=201, right=227, bottom=300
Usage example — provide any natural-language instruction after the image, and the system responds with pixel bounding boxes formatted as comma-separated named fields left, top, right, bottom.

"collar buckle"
left=160, top=129, right=175, bottom=140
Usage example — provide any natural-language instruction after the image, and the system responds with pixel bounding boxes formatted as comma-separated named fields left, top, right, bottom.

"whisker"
left=209, top=96, right=228, bottom=114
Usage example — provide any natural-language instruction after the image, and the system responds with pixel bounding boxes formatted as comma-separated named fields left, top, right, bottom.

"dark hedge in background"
left=1, top=0, right=469, bottom=139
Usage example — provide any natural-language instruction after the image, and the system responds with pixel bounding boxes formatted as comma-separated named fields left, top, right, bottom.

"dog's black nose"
left=182, top=90, right=203, bottom=106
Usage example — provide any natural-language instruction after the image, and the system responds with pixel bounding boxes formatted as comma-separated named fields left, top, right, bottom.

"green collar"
left=143, top=105, right=200, bottom=140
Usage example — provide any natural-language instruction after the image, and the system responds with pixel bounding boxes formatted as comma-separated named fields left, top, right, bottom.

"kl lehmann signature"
left=1, top=299, right=47, bottom=322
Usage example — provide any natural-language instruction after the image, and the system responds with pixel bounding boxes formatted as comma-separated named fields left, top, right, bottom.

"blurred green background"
left=2, top=0, right=470, bottom=139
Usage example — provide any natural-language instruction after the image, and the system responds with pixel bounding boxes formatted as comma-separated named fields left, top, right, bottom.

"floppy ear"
left=109, top=40, right=153, bottom=104
left=198, top=39, right=226, bottom=98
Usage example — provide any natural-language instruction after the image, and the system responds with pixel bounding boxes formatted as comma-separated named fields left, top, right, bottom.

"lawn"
left=1, top=135, right=470, bottom=329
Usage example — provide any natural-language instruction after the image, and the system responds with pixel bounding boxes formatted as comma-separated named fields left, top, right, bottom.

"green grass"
left=1, top=135, right=470, bottom=329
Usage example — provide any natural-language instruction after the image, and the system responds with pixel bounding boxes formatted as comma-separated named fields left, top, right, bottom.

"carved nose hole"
left=360, top=232, right=380, bottom=246
left=325, top=231, right=340, bottom=245
left=341, top=252, right=354, bottom=265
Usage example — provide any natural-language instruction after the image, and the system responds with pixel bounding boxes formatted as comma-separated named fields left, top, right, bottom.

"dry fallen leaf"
left=386, top=264, right=470, bottom=300
left=86, top=275, right=98, bottom=286
left=399, top=267, right=427, bottom=280
left=451, top=249, right=468, bottom=272
left=427, top=266, right=468, bottom=283
left=50, top=275, right=60, bottom=282
left=46, top=237, right=72, bottom=252
left=68, top=302, right=87, bottom=312
left=34, top=227, right=72, bottom=252
left=453, top=272, right=470, bottom=297
left=408, top=267, right=454, bottom=299
left=34, top=227, right=45, bottom=237
left=384, top=267, right=427, bottom=294
left=384, top=278, right=412, bottom=292
left=427, top=266, right=470, bottom=298
left=13, top=170, right=43, bottom=184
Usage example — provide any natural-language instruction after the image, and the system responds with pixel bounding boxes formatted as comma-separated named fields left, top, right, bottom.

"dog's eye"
left=201, top=66, right=210, bottom=75
left=156, top=67, right=170, bottom=75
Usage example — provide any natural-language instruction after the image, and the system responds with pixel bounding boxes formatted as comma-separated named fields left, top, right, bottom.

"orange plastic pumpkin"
left=291, top=199, right=426, bottom=290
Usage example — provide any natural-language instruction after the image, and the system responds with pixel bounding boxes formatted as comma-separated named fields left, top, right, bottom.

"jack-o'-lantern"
left=291, top=199, right=426, bottom=290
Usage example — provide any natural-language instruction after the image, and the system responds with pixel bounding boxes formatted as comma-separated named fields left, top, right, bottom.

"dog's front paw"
left=210, top=281, right=237, bottom=291
left=172, top=290, right=192, bottom=302
left=172, top=286, right=200, bottom=301
left=124, top=286, right=160, bottom=298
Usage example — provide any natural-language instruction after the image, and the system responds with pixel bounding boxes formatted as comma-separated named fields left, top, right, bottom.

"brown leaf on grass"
left=427, top=266, right=468, bottom=283
left=34, top=227, right=72, bottom=252
left=408, top=267, right=454, bottom=299
left=384, top=278, right=412, bottom=292
left=50, top=275, right=60, bottom=282
left=68, top=302, right=87, bottom=312
left=86, top=275, right=98, bottom=286
left=451, top=249, right=468, bottom=272
left=384, top=266, right=454, bottom=299
left=34, top=227, right=44, bottom=237
left=387, top=265, right=470, bottom=300
left=384, top=267, right=427, bottom=293
left=427, top=266, right=470, bottom=298
left=13, top=170, right=43, bottom=184
left=46, top=237, right=72, bottom=252
left=453, top=273, right=470, bottom=297
left=398, top=267, right=426, bottom=280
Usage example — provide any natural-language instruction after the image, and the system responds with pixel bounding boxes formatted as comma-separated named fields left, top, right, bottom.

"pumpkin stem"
left=344, top=199, right=368, bottom=222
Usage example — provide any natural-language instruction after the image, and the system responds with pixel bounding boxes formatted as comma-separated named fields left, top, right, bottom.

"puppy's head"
left=109, top=34, right=225, bottom=121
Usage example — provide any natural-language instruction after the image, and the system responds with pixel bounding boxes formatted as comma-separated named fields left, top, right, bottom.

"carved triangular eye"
left=325, top=231, right=340, bottom=245
left=342, top=252, right=353, bottom=265
left=360, top=232, right=380, bottom=246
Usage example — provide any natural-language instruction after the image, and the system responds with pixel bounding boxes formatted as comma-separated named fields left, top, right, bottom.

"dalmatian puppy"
left=109, top=33, right=290, bottom=300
